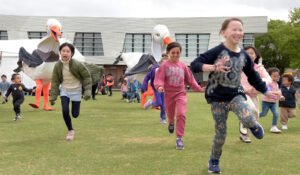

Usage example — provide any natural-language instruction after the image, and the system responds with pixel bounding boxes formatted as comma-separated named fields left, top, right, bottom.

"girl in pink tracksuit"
left=154, top=42, right=203, bottom=150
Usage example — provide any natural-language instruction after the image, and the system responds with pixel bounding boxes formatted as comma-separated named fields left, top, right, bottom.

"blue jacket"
left=128, top=79, right=138, bottom=93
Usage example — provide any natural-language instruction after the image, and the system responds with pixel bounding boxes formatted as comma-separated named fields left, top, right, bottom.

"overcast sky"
left=0, top=0, right=298, bottom=21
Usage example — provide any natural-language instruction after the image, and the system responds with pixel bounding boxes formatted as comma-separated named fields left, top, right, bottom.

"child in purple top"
left=142, top=54, right=169, bottom=124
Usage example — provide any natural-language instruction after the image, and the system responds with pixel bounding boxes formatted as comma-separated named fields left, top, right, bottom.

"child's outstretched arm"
left=154, top=64, right=166, bottom=93
left=142, top=71, right=151, bottom=91
left=191, top=47, right=230, bottom=73
left=22, top=84, right=32, bottom=93
left=79, top=62, right=92, bottom=100
left=4, top=85, right=12, bottom=98
left=184, top=66, right=202, bottom=92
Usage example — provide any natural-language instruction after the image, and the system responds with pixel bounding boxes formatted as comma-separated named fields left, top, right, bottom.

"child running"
left=239, top=46, right=272, bottom=143
left=0, top=74, right=10, bottom=104
left=143, top=53, right=169, bottom=124
left=259, top=68, right=282, bottom=133
left=4, top=73, right=32, bottom=121
left=279, top=74, right=300, bottom=130
left=50, top=42, right=92, bottom=141
left=190, top=18, right=277, bottom=173
left=154, top=42, right=203, bottom=150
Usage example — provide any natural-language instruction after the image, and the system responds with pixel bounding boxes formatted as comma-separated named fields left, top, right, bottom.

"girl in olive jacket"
left=50, top=43, right=92, bottom=141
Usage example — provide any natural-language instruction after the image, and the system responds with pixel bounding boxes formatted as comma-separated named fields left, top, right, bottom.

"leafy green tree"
left=255, top=7, right=300, bottom=72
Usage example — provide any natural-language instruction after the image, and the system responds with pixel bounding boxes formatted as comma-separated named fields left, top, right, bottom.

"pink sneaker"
left=144, top=99, right=152, bottom=109
left=66, top=130, right=75, bottom=141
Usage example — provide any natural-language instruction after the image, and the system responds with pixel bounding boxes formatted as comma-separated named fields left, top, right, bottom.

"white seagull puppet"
left=113, top=24, right=172, bottom=81
left=14, top=19, right=83, bottom=110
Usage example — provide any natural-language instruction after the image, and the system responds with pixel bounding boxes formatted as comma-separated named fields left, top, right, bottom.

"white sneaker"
left=66, top=130, right=75, bottom=141
left=144, top=99, right=152, bottom=109
left=240, top=136, right=251, bottom=143
left=13, top=114, right=21, bottom=121
left=282, top=125, right=288, bottom=130
left=160, top=119, right=167, bottom=124
left=270, top=126, right=281, bottom=133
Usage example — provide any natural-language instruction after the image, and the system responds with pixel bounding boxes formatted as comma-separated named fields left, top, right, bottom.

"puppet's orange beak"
left=163, top=36, right=172, bottom=45
left=50, top=25, right=62, bottom=42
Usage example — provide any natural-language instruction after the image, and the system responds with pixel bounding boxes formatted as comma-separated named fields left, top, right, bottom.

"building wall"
left=0, top=15, right=268, bottom=87
left=0, top=15, right=267, bottom=64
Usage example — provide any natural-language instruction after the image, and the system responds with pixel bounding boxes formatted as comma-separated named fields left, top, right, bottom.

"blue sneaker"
left=176, top=138, right=184, bottom=150
left=250, top=122, right=264, bottom=139
left=208, top=158, right=221, bottom=174
left=168, top=123, right=174, bottom=134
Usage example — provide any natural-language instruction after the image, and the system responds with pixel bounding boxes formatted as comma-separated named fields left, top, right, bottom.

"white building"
left=0, top=15, right=267, bottom=86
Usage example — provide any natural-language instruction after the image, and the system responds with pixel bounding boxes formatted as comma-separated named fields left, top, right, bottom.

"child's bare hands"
left=215, top=57, right=230, bottom=73
left=265, top=91, right=277, bottom=98
left=158, top=87, right=164, bottom=93
left=201, top=86, right=206, bottom=92
left=280, top=96, right=285, bottom=101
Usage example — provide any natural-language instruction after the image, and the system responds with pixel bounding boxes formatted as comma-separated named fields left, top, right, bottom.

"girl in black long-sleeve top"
left=190, top=18, right=278, bottom=174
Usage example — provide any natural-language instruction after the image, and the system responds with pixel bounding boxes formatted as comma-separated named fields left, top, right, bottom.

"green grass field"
left=0, top=92, right=299, bottom=175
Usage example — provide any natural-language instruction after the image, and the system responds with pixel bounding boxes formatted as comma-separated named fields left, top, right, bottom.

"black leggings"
left=91, top=83, right=98, bottom=98
left=13, top=98, right=24, bottom=115
left=61, top=96, right=81, bottom=131
left=109, top=86, right=112, bottom=95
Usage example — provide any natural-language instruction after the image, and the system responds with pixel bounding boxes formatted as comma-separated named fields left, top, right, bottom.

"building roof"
left=0, top=15, right=268, bottom=65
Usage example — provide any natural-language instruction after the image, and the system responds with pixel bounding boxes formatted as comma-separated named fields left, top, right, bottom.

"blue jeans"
left=122, top=92, right=129, bottom=99
left=259, top=101, right=279, bottom=126
left=128, top=91, right=140, bottom=100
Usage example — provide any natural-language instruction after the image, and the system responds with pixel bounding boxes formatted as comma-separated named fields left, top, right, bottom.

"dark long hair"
left=166, top=42, right=182, bottom=53
left=59, top=42, right=75, bottom=57
left=244, top=46, right=261, bottom=64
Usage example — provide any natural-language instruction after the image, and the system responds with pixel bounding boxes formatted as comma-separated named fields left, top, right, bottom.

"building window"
left=124, top=34, right=152, bottom=53
left=74, top=32, right=104, bottom=56
left=241, top=33, right=254, bottom=47
left=176, top=34, right=210, bottom=57
left=0, top=31, right=8, bottom=40
left=28, top=32, right=47, bottom=39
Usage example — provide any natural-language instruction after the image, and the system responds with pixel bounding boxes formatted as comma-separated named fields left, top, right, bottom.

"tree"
left=289, top=7, right=300, bottom=25
left=255, top=7, right=300, bottom=72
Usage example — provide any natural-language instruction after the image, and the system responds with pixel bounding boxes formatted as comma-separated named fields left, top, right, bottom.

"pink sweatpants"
left=164, top=91, right=187, bottom=138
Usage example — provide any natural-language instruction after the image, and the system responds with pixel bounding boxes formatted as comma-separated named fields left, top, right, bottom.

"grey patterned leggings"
left=210, top=95, right=256, bottom=159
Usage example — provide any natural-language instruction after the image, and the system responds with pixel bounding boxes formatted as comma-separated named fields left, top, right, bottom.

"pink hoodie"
left=241, top=64, right=272, bottom=97
left=261, top=81, right=282, bottom=103
left=154, top=60, right=202, bottom=93
left=121, top=84, right=128, bottom=92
